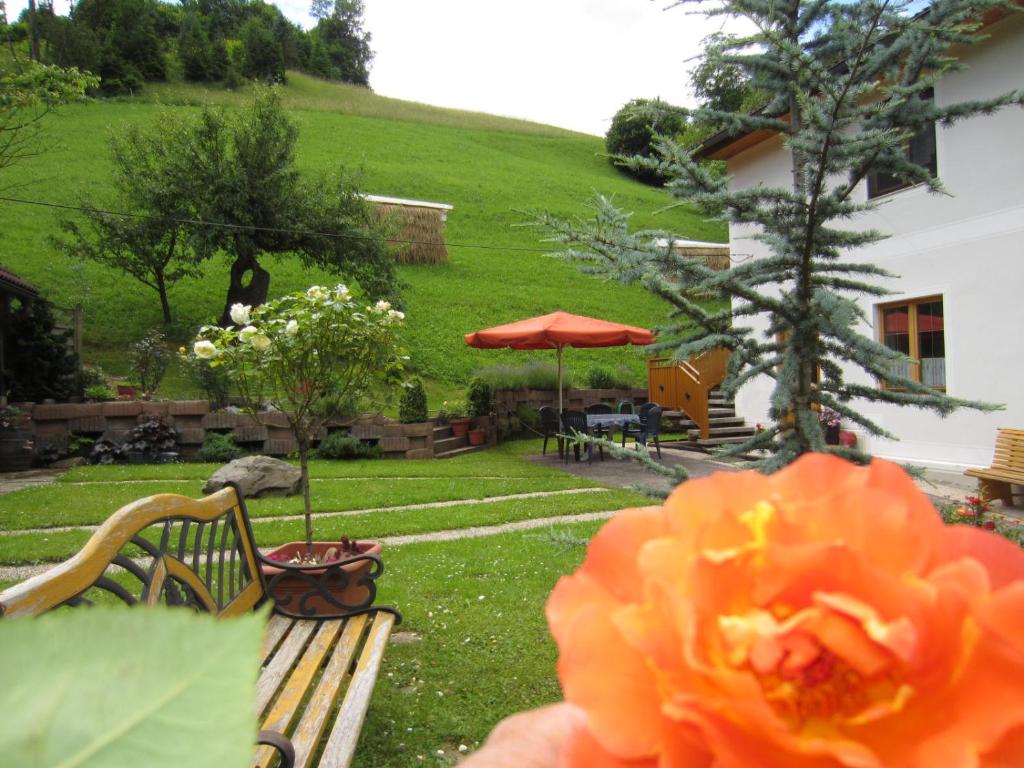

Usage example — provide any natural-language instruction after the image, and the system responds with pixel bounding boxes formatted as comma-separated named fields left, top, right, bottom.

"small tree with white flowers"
left=190, top=284, right=406, bottom=553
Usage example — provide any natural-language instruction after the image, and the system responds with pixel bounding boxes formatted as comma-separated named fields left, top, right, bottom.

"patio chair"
left=538, top=406, right=562, bottom=458
left=561, top=410, right=600, bottom=463
left=617, top=401, right=634, bottom=414
left=635, top=405, right=664, bottom=459
left=622, top=401, right=657, bottom=447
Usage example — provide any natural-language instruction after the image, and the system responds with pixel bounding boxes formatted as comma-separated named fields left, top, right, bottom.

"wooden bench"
left=965, top=428, right=1024, bottom=506
left=0, top=485, right=400, bottom=768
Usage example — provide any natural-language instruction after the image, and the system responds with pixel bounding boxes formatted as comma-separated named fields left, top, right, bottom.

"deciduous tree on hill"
left=58, top=86, right=397, bottom=325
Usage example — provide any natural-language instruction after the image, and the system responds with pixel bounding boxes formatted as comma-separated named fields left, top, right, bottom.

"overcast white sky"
left=7, top=0, right=741, bottom=136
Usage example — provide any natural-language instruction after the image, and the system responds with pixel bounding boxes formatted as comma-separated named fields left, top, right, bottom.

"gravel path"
left=0, top=506, right=636, bottom=583
left=0, top=487, right=609, bottom=537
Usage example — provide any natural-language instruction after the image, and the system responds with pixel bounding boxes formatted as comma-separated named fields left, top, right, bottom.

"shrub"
left=473, top=361, right=572, bottom=391
left=196, top=432, right=244, bottom=463
left=89, top=438, right=126, bottom=465
left=123, top=416, right=179, bottom=458
left=85, top=385, right=117, bottom=402
left=315, top=431, right=382, bottom=461
left=129, top=329, right=171, bottom=399
left=584, top=365, right=636, bottom=390
left=466, top=377, right=493, bottom=419
left=79, top=365, right=110, bottom=390
left=515, top=402, right=541, bottom=431
left=399, top=379, right=428, bottom=423
left=6, top=299, right=78, bottom=402
left=183, top=354, right=232, bottom=410
left=605, top=98, right=688, bottom=185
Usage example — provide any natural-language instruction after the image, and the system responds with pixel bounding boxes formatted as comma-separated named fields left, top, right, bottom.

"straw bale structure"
left=365, top=194, right=454, bottom=265
left=669, top=239, right=731, bottom=271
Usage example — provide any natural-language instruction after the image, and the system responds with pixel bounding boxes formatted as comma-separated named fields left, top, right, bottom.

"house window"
left=878, top=296, right=945, bottom=389
left=867, top=90, right=937, bottom=199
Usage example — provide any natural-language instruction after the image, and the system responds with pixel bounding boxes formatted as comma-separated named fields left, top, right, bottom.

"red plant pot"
left=467, top=428, right=486, bottom=446
left=261, top=540, right=382, bottom=616
left=449, top=417, right=471, bottom=437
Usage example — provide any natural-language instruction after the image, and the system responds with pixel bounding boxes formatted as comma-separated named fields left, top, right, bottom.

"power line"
left=0, top=194, right=560, bottom=255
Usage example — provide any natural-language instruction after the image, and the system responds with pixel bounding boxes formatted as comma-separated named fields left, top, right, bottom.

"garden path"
left=0, top=507, right=623, bottom=583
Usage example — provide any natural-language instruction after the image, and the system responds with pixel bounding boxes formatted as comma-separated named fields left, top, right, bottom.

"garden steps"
left=662, top=389, right=756, bottom=452
left=433, top=435, right=469, bottom=454
left=434, top=445, right=486, bottom=460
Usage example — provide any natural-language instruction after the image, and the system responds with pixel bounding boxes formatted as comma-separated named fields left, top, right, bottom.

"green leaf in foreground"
left=0, top=607, right=264, bottom=768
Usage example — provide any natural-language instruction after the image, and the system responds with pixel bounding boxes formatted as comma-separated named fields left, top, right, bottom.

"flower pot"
left=449, top=417, right=471, bottom=438
left=467, top=428, right=486, bottom=446
left=0, top=429, right=34, bottom=471
left=261, top=540, right=382, bottom=617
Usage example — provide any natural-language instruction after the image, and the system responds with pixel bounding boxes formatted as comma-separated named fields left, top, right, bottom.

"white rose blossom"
left=334, top=284, right=351, bottom=301
left=238, top=325, right=258, bottom=343
left=387, top=309, right=405, bottom=321
left=306, top=286, right=327, bottom=301
left=374, top=300, right=391, bottom=312
left=193, top=340, right=217, bottom=359
left=229, top=303, right=251, bottom=326
left=250, top=333, right=271, bottom=352
left=285, top=319, right=299, bottom=336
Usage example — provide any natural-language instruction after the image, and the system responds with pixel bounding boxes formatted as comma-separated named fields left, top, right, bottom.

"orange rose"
left=547, top=454, right=1024, bottom=767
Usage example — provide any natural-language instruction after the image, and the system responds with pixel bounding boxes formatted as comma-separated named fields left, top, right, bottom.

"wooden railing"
left=647, top=349, right=731, bottom=439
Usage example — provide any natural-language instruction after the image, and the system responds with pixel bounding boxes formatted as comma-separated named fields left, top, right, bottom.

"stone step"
left=708, top=407, right=736, bottom=417
left=434, top=445, right=486, bottom=459
left=664, top=413, right=746, bottom=429
left=433, top=435, right=467, bottom=454
left=433, top=425, right=453, bottom=439
left=695, top=435, right=754, bottom=447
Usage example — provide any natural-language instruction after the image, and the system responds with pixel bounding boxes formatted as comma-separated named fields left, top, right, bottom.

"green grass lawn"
left=0, top=440, right=653, bottom=766
left=0, top=72, right=724, bottom=393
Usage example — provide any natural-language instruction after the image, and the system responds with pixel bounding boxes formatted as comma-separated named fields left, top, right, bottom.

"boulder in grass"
left=203, top=455, right=301, bottom=498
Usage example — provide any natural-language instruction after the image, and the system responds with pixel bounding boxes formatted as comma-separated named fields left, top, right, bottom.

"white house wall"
left=727, top=13, right=1024, bottom=470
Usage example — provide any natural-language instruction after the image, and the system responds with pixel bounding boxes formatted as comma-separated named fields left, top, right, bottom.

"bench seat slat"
left=256, top=620, right=317, bottom=716
left=262, top=614, right=295, bottom=663
left=253, top=620, right=345, bottom=767
left=288, top=614, right=370, bottom=768
left=318, top=612, right=396, bottom=768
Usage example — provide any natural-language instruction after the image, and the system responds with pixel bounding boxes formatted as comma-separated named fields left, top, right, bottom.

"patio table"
left=586, top=413, right=641, bottom=455
left=586, top=413, right=640, bottom=431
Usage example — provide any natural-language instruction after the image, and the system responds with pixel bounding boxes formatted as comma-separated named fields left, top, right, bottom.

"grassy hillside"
left=0, top=72, right=725, bottom=393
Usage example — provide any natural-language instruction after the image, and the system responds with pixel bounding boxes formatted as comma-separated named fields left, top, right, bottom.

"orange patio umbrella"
left=464, top=311, right=655, bottom=413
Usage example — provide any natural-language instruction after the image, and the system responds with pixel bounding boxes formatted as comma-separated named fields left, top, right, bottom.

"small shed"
left=0, top=266, right=40, bottom=400
left=365, top=195, right=453, bottom=265
left=656, top=238, right=731, bottom=271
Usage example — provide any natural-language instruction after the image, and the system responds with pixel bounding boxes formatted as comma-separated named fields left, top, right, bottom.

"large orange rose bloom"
left=547, top=454, right=1024, bottom=767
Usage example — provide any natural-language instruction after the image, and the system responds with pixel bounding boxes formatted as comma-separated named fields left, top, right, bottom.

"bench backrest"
left=990, top=428, right=1024, bottom=473
left=0, top=486, right=265, bottom=619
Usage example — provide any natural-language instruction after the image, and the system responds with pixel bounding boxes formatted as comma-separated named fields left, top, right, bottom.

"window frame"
left=866, top=90, right=938, bottom=200
left=876, top=295, right=946, bottom=391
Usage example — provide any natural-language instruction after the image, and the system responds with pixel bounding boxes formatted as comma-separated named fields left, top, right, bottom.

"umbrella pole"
left=557, top=344, right=564, bottom=415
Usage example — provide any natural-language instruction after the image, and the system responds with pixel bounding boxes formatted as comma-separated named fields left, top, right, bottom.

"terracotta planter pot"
left=449, top=417, right=471, bottom=437
left=467, top=428, right=486, bottom=446
left=261, top=540, right=382, bottom=617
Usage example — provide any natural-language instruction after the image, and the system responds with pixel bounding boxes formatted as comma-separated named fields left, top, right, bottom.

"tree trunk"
left=221, top=252, right=271, bottom=325
left=298, top=439, right=313, bottom=553
left=27, top=0, right=40, bottom=61
left=155, top=270, right=172, bottom=324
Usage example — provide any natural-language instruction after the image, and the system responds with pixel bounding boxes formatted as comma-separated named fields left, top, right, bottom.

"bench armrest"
left=257, top=729, right=295, bottom=768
